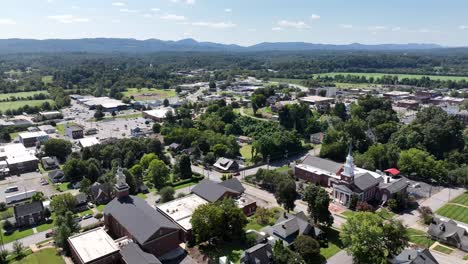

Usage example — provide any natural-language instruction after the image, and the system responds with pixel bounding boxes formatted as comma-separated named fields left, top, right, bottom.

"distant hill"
left=0, top=38, right=447, bottom=53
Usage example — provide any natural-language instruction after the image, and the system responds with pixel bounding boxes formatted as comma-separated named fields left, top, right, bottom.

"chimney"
left=282, top=224, right=286, bottom=229
left=387, top=177, right=390, bottom=183
left=283, top=212, right=288, bottom=219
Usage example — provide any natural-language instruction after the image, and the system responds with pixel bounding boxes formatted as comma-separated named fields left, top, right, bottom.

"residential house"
left=13, top=201, right=45, bottom=227
left=104, top=168, right=183, bottom=257
left=66, top=125, right=84, bottom=139
left=48, top=169, right=65, bottom=183
left=309, top=132, right=325, bottom=144
left=90, top=182, right=113, bottom=205
left=41, top=156, right=59, bottom=170
left=213, top=157, right=239, bottom=172
left=262, top=211, right=324, bottom=247
left=75, top=193, right=88, bottom=212
left=240, top=243, right=273, bottom=264
left=428, top=217, right=468, bottom=252
left=389, top=248, right=438, bottom=264
left=167, top=143, right=181, bottom=152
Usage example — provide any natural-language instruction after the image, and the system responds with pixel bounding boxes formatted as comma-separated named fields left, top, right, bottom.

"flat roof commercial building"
left=68, top=228, right=120, bottom=264
left=18, top=131, right=49, bottom=147
left=157, top=194, right=208, bottom=232
left=142, top=107, right=174, bottom=122
left=0, top=144, right=39, bottom=176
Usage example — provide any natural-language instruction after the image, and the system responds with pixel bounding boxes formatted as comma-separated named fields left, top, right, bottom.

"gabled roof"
left=379, top=178, right=409, bottom=194
left=219, top=178, right=245, bottom=193
left=14, top=201, right=44, bottom=218
left=390, top=248, right=438, bottom=264
left=104, top=195, right=178, bottom=244
left=191, top=179, right=241, bottom=203
left=300, top=155, right=342, bottom=174
left=213, top=157, right=237, bottom=171
left=269, top=211, right=322, bottom=246
left=75, top=193, right=88, bottom=205
left=428, top=217, right=468, bottom=251
left=90, top=182, right=112, bottom=200
left=353, top=172, right=380, bottom=191
left=120, top=242, right=162, bottom=264
left=241, top=243, right=273, bottom=264
left=48, top=169, right=64, bottom=180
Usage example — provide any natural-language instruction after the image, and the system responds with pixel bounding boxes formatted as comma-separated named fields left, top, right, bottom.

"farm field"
left=0, top=99, right=54, bottom=112
left=0, top=91, right=49, bottom=100
left=316, top=72, right=468, bottom=81
left=122, top=88, right=176, bottom=101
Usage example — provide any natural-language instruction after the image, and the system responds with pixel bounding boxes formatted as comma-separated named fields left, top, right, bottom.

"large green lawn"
left=316, top=72, right=468, bottom=81
left=407, top=228, right=434, bottom=247
left=2, top=227, right=34, bottom=244
left=240, top=144, right=253, bottom=161
left=320, top=228, right=344, bottom=260
left=450, top=192, right=468, bottom=206
left=122, top=88, right=176, bottom=100
left=11, top=248, right=64, bottom=264
left=0, top=100, right=54, bottom=112
left=436, top=204, right=468, bottom=224
left=0, top=91, right=49, bottom=100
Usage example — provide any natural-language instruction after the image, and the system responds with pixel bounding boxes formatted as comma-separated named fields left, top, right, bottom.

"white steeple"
left=114, top=166, right=129, bottom=198
left=342, top=145, right=355, bottom=178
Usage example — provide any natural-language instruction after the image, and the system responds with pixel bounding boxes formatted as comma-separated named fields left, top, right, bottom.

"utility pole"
left=267, top=155, right=270, bottom=170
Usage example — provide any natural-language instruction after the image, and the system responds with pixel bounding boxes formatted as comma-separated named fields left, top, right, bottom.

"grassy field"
left=317, top=72, right=468, bottom=81
left=433, top=244, right=454, bottom=255
left=0, top=99, right=54, bottom=112
left=407, top=228, right=434, bottom=247
left=0, top=207, right=14, bottom=220
left=41, top=75, right=53, bottom=84
left=436, top=204, right=468, bottom=224
left=57, top=182, right=73, bottom=192
left=240, top=144, right=253, bottom=161
left=0, top=91, right=49, bottom=100
left=2, top=227, right=35, bottom=244
left=96, top=204, right=106, bottom=212
left=122, top=88, right=176, bottom=100
left=11, top=248, right=64, bottom=264
left=450, top=192, right=468, bottom=206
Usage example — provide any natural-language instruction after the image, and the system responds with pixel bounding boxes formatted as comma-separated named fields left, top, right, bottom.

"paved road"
left=326, top=249, right=352, bottom=264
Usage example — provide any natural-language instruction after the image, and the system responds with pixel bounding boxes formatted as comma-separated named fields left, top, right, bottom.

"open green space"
left=173, top=181, right=197, bottom=190
left=57, top=182, right=72, bottom=192
left=122, top=88, right=176, bottom=100
left=11, top=248, right=64, bottom=264
left=0, top=91, right=49, bottom=100
left=41, top=75, right=53, bottom=84
left=450, top=192, right=468, bottom=207
left=0, top=100, right=54, bottom=112
left=77, top=209, right=94, bottom=217
left=199, top=242, right=245, bottom=264
left=96, top=204, right=106, bottom=212
left=433, top=244, right=454, bottom=255
left=407, top=228, right=434, bottom=247
left=2, top=227, right=34, bottom=244
left=36, top=214, right=56, bottom=233
left=240, top=144, right=253, bottom=161
left=0, top=207, right=14, bottom=220
left=436, top=204, right=468, bottom=224
left=270, top=78, right=306, bottom=86
left=316, top=72, right=468, bottom=81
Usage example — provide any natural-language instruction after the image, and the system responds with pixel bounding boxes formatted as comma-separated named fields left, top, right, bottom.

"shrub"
left=0, top=202, right=6, bottom=211
left=177, top=192, right=186, bottom=199
left=356, top=201, right=374, bottom=212
left=387, top=199, right=398, bottom=212
left=94, top=213, right=103, bottom=220
left=3, top=219, right=12, bottom=230
left=418, top=206, right=434, bottom=225
left=160, top=186, right=175, bottom=203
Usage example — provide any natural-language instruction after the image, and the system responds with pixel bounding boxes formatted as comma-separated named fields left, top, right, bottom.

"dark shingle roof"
left=219, top=178, right=245, bottom=193
left=48, top=169, right=64, bottom=180
left=353, top=172, right=380, bottom=191
left=269, top=211, right=322, bottom=246
left=120, top=242, right=162, bottom=264
left=390, top=248, right=438, bottom=264
left=104, top=195, right=178, bottom=244
left=14, top=201, right=44, bottom=218
left=428, top=217, right=468, bottom=251
left=191, top=179, right=240, bottom=202
left=301, top=155, right=342, bottom=174
left=240, top=243, right=273, bottom=264
left=379, top=178, right=409, bottom=194
left=75, top=193, right=87, bottom=205
left=90, top=182, right=112, bottom=200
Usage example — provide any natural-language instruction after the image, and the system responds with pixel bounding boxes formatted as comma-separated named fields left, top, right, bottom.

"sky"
left=1, top=0, right=468, bottom=46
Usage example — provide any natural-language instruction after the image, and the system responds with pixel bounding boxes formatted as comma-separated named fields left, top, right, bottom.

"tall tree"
left=275, top=178, right=297, bottom=212
left=147, top=159, right=169, bottom=189
left=51, top=193, right=77, bottom=215
left=295, top=235, right=320, bottom=262
left=303, top=184, right=333, bottom=226
left=178, top=154, right=192, bottom=179
left=43, top=138, right=72, bottom=162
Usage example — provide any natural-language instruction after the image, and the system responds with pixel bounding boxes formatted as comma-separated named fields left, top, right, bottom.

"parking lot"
left=0, top=172, right=56, bottom=203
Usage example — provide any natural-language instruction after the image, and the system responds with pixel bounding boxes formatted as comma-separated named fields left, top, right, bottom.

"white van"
left=5, top=186, right=19, bottom=193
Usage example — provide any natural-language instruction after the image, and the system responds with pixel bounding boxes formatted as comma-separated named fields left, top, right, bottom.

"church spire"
left=114, top=166, right=129, bottom=198
left=341, top=144, right=355, bottom=180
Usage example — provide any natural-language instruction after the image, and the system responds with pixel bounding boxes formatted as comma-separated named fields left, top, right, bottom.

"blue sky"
left=1, top=0, right=467, bottom=46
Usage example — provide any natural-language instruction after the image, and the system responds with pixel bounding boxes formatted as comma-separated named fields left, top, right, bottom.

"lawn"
left=174, top=182, right=197, bottom=190
left=96, top=204, right=106, bottom=212
left=407, top=228, right=434, bottom=247
left=340, top=210, right=355, bottom=218
left=36, top=214, right=56, bottom=232
left=433, top=245, right=454, bottom=255
left=122, top=88, right=176, bottom=100
left=57, top=182, right=73, bottom=192
left=317, top=72, right=468, bottom=81
left=11, top=248, right=64, bottom=264
left=199, top=242, right=245, bottom=264
left=320, top=228, right=344, bottom=259
left=0, top=207, right=14, bottom=220
left=274, top=165, right=291, bottom=173
left=77, top=209, right=94, bottom=217
left=450, top=192, right=468, bottom=206
left=2, top=227, right=34, bottom=244
left=436, top=204, right=468, bottom=224
left=0, top=100, right=54, bottom=112
left=0, top=91, right=49, bottom=100
left=240, top=144, right=253, bottom=161
left=245, top=217, right=265, bottom=231
left=136, top=193, right=147, bottom=199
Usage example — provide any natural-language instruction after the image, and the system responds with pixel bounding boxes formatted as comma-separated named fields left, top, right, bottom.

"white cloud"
left=310, top=14, right=320, bottom=20
left=160, top=14, right=186, bottom=21
left=225, top=8, right=232, bottom=12
left=272, top=27, right=283, bottom=31
left=151, top=8, right=161, bottom=12
left=459, top=25, right=468, bottom=30
left=0, top=18, right=16, bottom=25
left=277, top=20, right=310, bottom=29
left=192, top=21, right=236, bottom=29
left=371, top=26, right=387, bottom=30
left=47, top=15, right=90, bottom=24
left=119, top=8, right=139, bottom=13
left=391, top=27, right=401, bottom=31
left=112, top=2, right=126, bottom=6
left=46, top=0, right=54, bottom=3
left=170, top=0, right=195, bottom=5
left=339, top=24, right=353, bottom=29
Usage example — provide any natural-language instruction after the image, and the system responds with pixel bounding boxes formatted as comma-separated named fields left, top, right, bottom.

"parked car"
left=82, top=214, right=93, bottom=220
left=45, top=230, right=55, bottom=238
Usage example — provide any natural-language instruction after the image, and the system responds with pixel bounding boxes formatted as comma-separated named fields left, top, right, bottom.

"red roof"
left=384, top=168, right=400, bottom=176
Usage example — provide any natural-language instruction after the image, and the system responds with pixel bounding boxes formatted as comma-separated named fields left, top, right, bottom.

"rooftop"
left=157, top=194, right=208, bottom=230
left=299, top=95, right=334, bottom=103
left=18, top=131, right=48, bottom=139
left=78, top=137, right=100, bottom=148
left=68, top=228, right=119, bottom=264
left=143, top=107, right=174, bottom=119
left=0, top=143, right=38, bottom=164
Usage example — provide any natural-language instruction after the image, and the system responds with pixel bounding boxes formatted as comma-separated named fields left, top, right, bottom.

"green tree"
left=273, top=241, right=304, bottom=264
left=303, top=184, right=333, bottom=226
left=152, top=123, right=161, bottom=133
left=294, top=235, right=320, bottom=262
left=12, top=241, right=24, bottom=258
left=163, top=98, right=169, bottom=107
left=139, top=153, right=158, bottom=169
left=178, top=154, right=192, bottom=179
left=159, top=186, right=175, bottom=203
left=63, top=157, right=87, bottom=182
left=275, top=178, right=297, bottom=212
left=340, top=212, right=408, bottom=264
left=398, top=148, right=447, bottom=183
left=51, top=193, right=76, bottom=215
left=147, top=159, right=169, bottom=188
left=43, top=138, right=72, bottom=162
left=79, top=178, right=92, bottom=195
left=332, top=102, right=347, bottom=120
left=251, top=94, right=266, bottom=115
left=31, top=192, right=45, bottom=202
